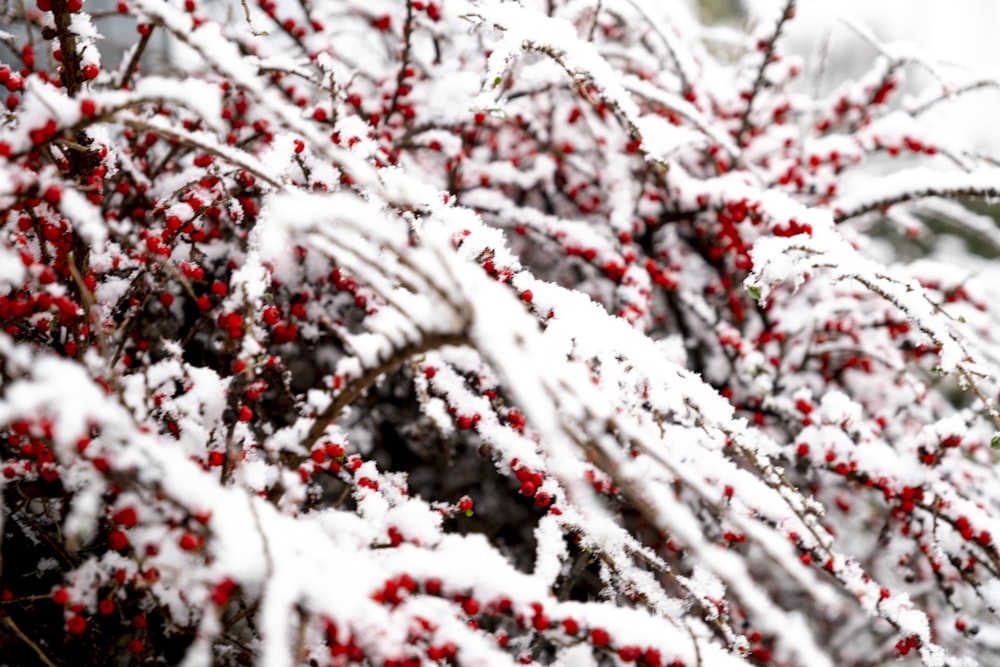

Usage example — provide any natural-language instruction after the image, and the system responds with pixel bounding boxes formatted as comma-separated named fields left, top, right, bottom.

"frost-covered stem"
left=119, top=118, right=284, bottom=189
left=301, top=331, right=471, bottom=454
left=386, top=0, right=416, bottom=124
left=593, top=533, right=737, bottom=648
left=11, top=495, right=73, bottom=567
left=736, top=0, right=796, bottom=147
left=916, top=499, right=1000, bottom=577
left=844, top=273, right=1000, bottom=431
left=557, top=414, right=749, bottom=651
left=51, top=0, right=83, bottom=96
left=621, top=0, right=693, bottom=95
left=834, top=184, right=1000, bottom=223
left=521, top=41, right=642, bottom=145
left=775, top=242, right=1000, bottom=430
left=911, top=80, right=1000, bottom=116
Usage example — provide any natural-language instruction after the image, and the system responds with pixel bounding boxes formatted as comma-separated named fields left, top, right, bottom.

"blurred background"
left=701, top=0, right=1000, bottom=154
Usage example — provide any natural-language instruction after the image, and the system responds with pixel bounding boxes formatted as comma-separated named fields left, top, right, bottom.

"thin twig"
left=0, top=613, right=59, bottom=667
left=302, top=331, right=471, bottom=453
left=118, top=28, right=152, bottom=90
left=735, top=0, right=796, bottom=147
left=386, top=0, right=416, bottom=124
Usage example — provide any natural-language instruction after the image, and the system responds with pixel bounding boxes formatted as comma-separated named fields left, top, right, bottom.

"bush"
left=2, top=0, right=1000, bottom=665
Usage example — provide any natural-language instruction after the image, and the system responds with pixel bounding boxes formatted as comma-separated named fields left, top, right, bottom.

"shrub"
left=1, top=0, right=1000, bottom=665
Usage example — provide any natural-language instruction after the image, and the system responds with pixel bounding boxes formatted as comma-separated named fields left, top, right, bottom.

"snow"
left=833, top=167, right=1000, bottom=223
left=4, top=0, right=1000, bottom=665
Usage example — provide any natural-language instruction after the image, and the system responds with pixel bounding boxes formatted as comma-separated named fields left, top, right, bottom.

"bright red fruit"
left=66, top=615, right=87, bottom=634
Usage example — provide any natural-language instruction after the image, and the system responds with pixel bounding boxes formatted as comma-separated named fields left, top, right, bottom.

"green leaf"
left=493, top=76, right=503, bottom=87
left=992, top=434, right=1000, bottom=449
left=747, top=285, right=762, bottom=300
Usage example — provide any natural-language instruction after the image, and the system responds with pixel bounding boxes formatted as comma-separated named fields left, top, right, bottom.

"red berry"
left=618, top=647, right=640, bottom=662
left=591, top=627, right=610, bottom=646
left=43, top=185, right=62, bottom=205
left=211, top=578, right=236, bottom=606
left=82, top=64, right=99, bottom=80
left=66, top=615, right=87, bottom=634
left=80, top=99, right=97, bottom=117
left=262, top=306, right=281, bottom=325
left=179, top=533, right=202, bottom=551
left=108, top=530, right=128, bottom=550
left=112, top=507, right=138, bottom=528
left=238, top=405, right=253, bottom=422
left=52, top=588, right=69, bottom=606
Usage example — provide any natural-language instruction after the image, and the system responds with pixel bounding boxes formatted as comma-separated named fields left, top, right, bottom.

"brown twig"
left=386, top=0, right=417, bottom=124
left=118, top=29, right=153, bottom=90
left=302, top=331, right=470, bottom=453
left=735, top=0, right=796, bottom=147
left=1, top=613, right=59, bottom=667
